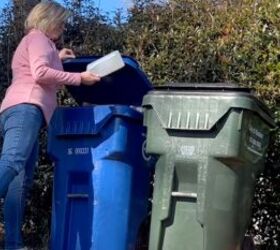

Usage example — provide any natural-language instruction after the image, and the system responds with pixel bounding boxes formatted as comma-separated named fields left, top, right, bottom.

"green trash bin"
left=142, top=84, right=275, bottom=250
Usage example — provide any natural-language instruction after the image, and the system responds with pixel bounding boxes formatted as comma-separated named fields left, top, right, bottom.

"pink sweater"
left=0, top=29, right=81, bottom=124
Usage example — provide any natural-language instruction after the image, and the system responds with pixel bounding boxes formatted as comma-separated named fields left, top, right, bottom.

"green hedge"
left=0, top=0, right=279, bottom=248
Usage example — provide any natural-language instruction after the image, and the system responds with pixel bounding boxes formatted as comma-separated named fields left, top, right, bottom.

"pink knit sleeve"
left=27, top=32, right=81, bottom=86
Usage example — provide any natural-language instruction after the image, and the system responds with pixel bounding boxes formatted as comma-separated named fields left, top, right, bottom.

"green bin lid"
left=155, top=83, right=252, bottom=93
left=146, top=83, right=275, bottom=128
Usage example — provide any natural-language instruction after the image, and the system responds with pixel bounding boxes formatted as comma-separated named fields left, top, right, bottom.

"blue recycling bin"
left=47, top=56, right=153, bottom=250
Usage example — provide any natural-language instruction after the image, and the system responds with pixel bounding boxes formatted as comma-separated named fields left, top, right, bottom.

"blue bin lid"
left=63, top=56, right=153, bottom=106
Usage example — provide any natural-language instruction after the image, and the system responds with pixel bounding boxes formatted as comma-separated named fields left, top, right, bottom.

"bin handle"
left=67, top=194, right=89, bottom=199
left=171, top=191, right=197, bottom=200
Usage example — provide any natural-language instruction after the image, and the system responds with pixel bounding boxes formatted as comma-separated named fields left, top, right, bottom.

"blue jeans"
left=0, top=104, right=44, bottom=249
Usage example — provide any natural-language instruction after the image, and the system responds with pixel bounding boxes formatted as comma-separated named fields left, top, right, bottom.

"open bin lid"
left=63, top=56, right=153, bottom=106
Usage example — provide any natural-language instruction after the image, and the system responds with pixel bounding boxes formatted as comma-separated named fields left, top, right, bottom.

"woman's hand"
left=59, top=48, right=76, bottom=60
left=81, top=72, right=101, bottom=85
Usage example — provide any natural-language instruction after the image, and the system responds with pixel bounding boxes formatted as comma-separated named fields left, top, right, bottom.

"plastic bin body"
left=48, top=105, right=151, bottom=250
left=142, top=84, right=275, bottom=250
left=48, top=55, right=153, bottom=250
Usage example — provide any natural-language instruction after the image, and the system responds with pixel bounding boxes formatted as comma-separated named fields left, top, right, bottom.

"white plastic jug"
left=86, top=50, right=125, bottom=77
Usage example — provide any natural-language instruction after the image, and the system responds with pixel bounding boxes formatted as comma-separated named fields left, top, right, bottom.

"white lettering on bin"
left=67, top=147, right=90, bottom=155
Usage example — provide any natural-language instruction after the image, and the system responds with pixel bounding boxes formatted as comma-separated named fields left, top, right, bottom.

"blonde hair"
left=24, top=1, right=70, bottom=34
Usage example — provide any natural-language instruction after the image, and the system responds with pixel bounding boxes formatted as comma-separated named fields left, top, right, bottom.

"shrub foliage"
left=0, top=0, right=279, bottom=248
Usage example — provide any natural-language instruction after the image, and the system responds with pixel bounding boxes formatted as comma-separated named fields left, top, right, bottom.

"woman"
left=0, top=1, right=100, bottom=249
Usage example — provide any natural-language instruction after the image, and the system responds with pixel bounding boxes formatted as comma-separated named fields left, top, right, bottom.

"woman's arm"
left=27, top=32, right=81, bottom=86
